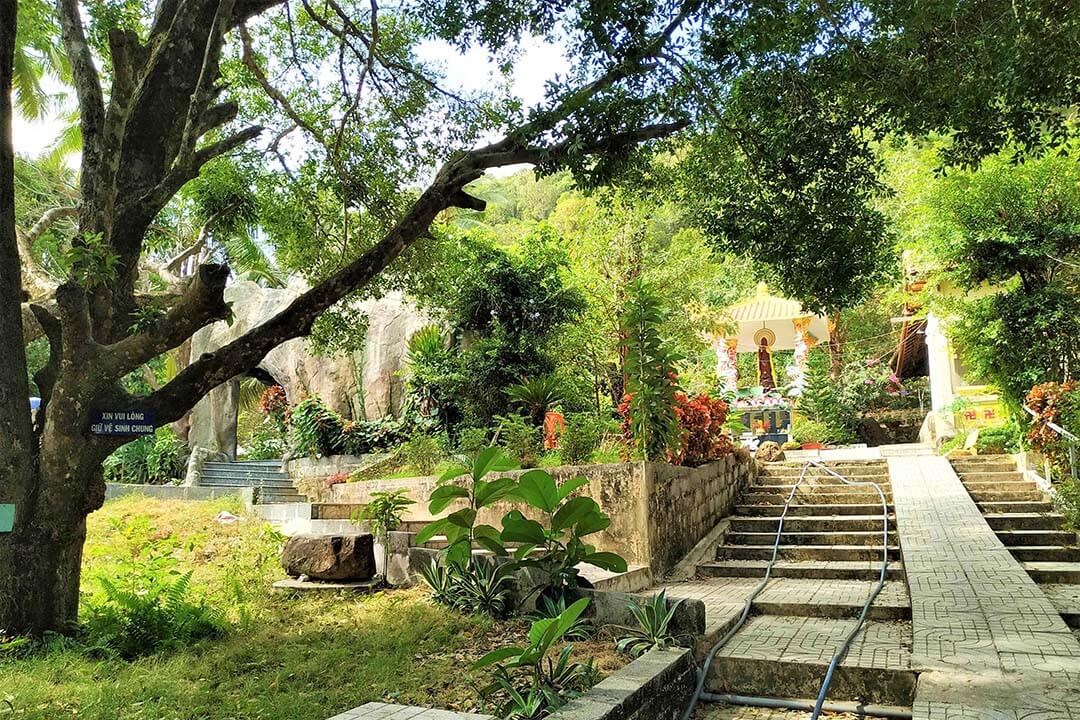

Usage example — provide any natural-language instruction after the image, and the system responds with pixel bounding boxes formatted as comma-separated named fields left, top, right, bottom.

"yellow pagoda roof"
left=728, top=282, right=814, bottom=323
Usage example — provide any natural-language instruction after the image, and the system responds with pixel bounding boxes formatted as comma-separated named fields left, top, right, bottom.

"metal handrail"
left=1023, top=404, right=1079, bottom=483
left=679, top=458, right=891, bottom=720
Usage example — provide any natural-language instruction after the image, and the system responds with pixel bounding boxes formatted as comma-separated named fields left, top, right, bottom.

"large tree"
left=0, top=0, right=704, bottom=635
left=2, top=0, right=1078, bottom=636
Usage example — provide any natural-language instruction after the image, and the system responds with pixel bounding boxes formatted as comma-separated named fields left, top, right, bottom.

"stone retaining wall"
left=333, top=451, right=754, bottom=575
left=105, top=483, right=254, bottom=506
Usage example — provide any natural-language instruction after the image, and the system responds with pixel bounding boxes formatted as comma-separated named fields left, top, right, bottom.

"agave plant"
left=614, top=590, right=686, bottom=658
left=506, top=376, right=564, bottom=427
left=527, top=593, right=593, bottom=640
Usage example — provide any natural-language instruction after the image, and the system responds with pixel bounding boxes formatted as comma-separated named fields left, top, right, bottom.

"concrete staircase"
left=199, top=460, right=307, bottom=504
left=951, top=455, right=1080, bottom=627
left=678, top=459, right=915, bottom=711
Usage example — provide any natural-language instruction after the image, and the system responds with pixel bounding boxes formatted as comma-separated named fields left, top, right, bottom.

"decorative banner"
left=788, top=317, right=813, bottom=397
left=89, top=409, right=157, bottom=436
left=0, top=504, right=14, bottom=533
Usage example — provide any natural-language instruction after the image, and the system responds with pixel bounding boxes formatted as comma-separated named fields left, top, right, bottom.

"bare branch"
left=240, top=23, right=325, bottom=144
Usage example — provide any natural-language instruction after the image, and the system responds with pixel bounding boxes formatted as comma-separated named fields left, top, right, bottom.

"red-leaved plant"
left=1026, top=381, right=1078, bottom=475
left=672, top=392, right=733, bottom=466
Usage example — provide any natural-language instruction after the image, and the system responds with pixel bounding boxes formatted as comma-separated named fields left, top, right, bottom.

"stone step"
left=962, top=480, right=1037, bottom=492
left=716, top=544, right=901, bottom=562
left=203, top=463, right=289, bottom=476
left=1009, top=546, right=1080, bottom=563
left=967, top=488, right=1046, bottom=502
left=1041, top=584, right=1080, bottom=628
left=752, top=482, right=891, bottom=494
left=703, top=616, right=916, bottom=706
left=259, top=491, right=307, bottom=503
left=985, top=513, right=1070, bottom=531
left=957, top=470, right=1026, bottom=483
left=977, top=500, right=1057, bottom=514
left=744, top=492, right=889, bottom=505
left=757, top=470, right=889, bottom=481
left=200, top=471, right=293, bottom=484
left=735, top=503, right=895, bottom=517
left=1023, top=562, right=1080, bottom=584
left=666, top=577, right=910, bottom=623
left=696, top=701, right=914, bottom=720
left=729, top=515, right=894, bottom=533
left=697, top=559, right=905, bottom=581
left=726, top=531, right=898, bottom=547
left=995, top=529, right=1078, bottom=546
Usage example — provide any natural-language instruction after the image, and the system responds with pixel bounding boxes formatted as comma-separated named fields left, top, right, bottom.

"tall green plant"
left=353, top=489, right=415, bottom=579
left=500, top=469, right=626, bottom=591
left=415, top=448, right=520, bottom=567
left=507, top=376, right=565, bottom=427
left=621, top=280, right=682, bottom=461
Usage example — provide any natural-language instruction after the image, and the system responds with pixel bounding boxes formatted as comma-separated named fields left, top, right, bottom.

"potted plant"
left=792, top=420, right=832, bottom=450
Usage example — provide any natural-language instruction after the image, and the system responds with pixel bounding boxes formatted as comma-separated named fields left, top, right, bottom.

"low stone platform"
left=663, top=577, right=910, bottom=625
left=272, top=578, right=380, bottom=593
left=328, top=703, right=491, bottom=720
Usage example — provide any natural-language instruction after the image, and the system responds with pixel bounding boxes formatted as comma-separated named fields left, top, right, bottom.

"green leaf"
left=446, top=508, right=477, bottom=530
left=473, top=524, right=507, bottom=556
left=551, top=496, right=599, bottom=532
left=474, top=477, right=519, bottom=508
left=515, top=469, right=559, bottom=512
left=557, top=475, right=589, bottom=501
left=574, top=507, right=612, bottom=536
left=428, top=485, right=470, bottom=514
left=415, top=519, right=450, bottom=545
left=472, top=447, right=519, bottom=481
left=554, top=598, right=591, bottom=640
left=582, top=551, right=628, bottom=573
left=500, top=510, right=547, bottom=545
left=471, top=645, right=524, bottom=670
left=439, top=465, right=470, bottom=484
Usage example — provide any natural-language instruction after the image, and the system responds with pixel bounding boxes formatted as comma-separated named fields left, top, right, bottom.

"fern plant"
left=507, top=376, right=564, bottom=427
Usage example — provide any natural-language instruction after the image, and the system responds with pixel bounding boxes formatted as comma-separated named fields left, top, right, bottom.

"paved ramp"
left=887, top=455, right=1080, bottom=719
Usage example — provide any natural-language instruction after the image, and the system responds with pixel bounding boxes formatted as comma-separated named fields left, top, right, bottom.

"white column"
left=925, top=313, right=955, bottom=414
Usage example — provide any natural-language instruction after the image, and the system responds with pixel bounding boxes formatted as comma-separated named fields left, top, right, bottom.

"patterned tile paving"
left=887, top=456, right=1080, bottom=719
left=328, top=703, right=491, bottom=720
left=716, top=615, right=912, bottom=670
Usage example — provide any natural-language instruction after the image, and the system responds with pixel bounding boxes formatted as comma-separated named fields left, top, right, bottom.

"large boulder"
left=281, top=533, right=376, bottom=581
left=756, top=441, right=785, bottom=462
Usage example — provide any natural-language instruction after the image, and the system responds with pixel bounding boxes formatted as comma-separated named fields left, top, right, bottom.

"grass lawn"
left=0, top=495, right=623, bottom=720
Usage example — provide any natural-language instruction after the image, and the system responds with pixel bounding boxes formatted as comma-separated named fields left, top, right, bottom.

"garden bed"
left=0, top=496, right=631, bottom=720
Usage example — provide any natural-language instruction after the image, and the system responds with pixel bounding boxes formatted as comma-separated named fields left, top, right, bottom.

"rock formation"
left=187, top=279, right=430, bottom=458
left=281, top=533, right=376, bottom=581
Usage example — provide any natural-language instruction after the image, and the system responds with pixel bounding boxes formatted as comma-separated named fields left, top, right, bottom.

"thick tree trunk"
left=1, top=0, right=59, bottom=635
left=0, top=511, right=87, bottom=634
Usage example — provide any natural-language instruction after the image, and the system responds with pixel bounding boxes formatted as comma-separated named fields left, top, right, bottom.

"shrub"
left=473, top=598, right=596, bottom=719
left=404, top=433, right=444, bottom=475
left=339, top=416, right=411, bottom=455
left=353, top=489, right=415, bottom=577
left=614, top=590, right=686, bottom=657
left=102, top=429, right=188, bottom=485
left=244, top=417, right=287, bottom=460
left=559, top=414, right=603, bottom=465
left=975, top=422, right=1021, bottom=455
left=500, top=468, right=626, bottom=592
left=457, top=427, right=491, bottom=456
left=290, top=397, right=344, bottom=457
left=81, top=519, right=228, bottom=658
left=792, top=419, right=836, bottom=446
left=507, top=376, right=565, bottom=427
left=672, top=392, right=732, bottom=466
left=258, top=385, right=289, bottom=430
left=1054, top=478, right=1080, bottom=531
left=496, top=413, right=542, bottom=468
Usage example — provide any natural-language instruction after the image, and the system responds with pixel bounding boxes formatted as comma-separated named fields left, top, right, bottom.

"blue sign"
left=89, top=410, right=157, bottom=436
